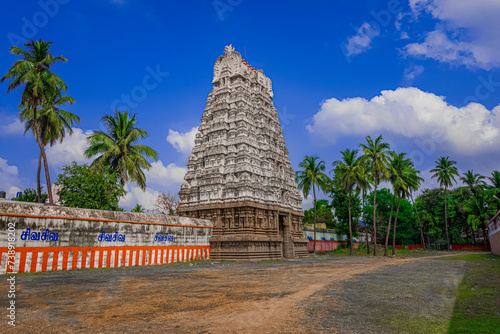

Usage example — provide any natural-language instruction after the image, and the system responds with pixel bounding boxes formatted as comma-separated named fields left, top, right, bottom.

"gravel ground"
left=300, top=256, right=465, bottom=333
left=1, top=253, right=467, bottom=333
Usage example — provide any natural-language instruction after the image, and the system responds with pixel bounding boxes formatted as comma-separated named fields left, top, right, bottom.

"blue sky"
left=1, top=0, right=500, bottom=210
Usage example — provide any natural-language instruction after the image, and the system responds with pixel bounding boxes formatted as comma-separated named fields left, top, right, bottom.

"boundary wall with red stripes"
left=0, top=201, right=212, bottom=274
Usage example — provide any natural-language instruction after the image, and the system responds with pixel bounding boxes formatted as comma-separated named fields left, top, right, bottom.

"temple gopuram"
left=178, top=45, right=308, bottom=260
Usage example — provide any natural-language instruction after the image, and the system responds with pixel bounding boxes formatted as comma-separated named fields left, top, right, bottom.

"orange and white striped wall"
left=0, top=201, right=213, bottom=274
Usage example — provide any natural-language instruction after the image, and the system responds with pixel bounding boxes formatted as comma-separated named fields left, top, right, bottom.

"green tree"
left=417, top=188, right=445, bottom=244
left=56, top=162, right=126, bottom=211
left=460, top=170, right=486, bottom=197
left=355, top=158, right=372, bottom=253
left=11, top=187, right=48, bottom=203
left=384, top=151, right=401, bottom=256
left=295, top=156, right=331, bottom=255
left=364, top=188, right=394, bottom=243
left=430, top=156, right=459, bottom=250
left=303, top=200, right=335, bottom=229
left=20, top=89, right=79, bottom=203
left=464, top=190, right=494, bottom=246
left=84, top=110, right=159, bottom=191
left=391, top=157, right=423, bottom=255
left=330, top=185, right=362, bottom=236
left=131, top=204, right=145, bottom=213
left=1, top=39, right=69, bottom=205
left=332, top=148, right=362, bottom=255
left=359, top=135, right=392, bottom=256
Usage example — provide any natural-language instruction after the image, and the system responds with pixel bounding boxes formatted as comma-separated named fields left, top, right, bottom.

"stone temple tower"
left=178, top=45, right=308, bottom=260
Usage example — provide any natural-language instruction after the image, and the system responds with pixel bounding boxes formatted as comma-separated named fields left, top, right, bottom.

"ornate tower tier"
left=178, top=45, right=308, bottom=260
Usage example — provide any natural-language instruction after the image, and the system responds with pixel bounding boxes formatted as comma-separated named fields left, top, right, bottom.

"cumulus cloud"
left=0, top=158, right=18, bottom=176
left=145, top=160, right=186, bottom=186
left=405, top=0, right=500, bottom=69
left=6, top=186, right=22, bottom=199
left=301, top=194, right=314, bottom=211
left=0, top=157, right=22, bottom=199
left=0, top=118, right=24, bottom=136
left=344, top=22, right=380, bottom=57
left=306, top=87, right=500, bottom=155
left=120, top=160, right=185, bottom=210
left=46, top=128, right=92, bottom=166
left=166, top=127, right=198, bottom=155
left=119, top=184, right=160, bottom=211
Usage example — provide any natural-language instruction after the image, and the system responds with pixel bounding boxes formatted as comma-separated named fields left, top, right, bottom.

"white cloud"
left=145, top=160, right=186, bottom=186
left=120, top=160, right=186, bottom=211
left=46, top=127, right=92, bottom=166
left=403, top=64, right=424, bottom=83
left=0, top=157, right=18, bottom=176
left=166, top=127, right=198, bottom=155
left=0, top=118, right=24, bottom=136
left=0, top=158, right=22, bottom=199
left=119, top=184, right=160, bottom=211
left=405, top=0, right=500, bottom=69
left=306, top=87, right=500, bottom=156
left=6, top=186, right=21, bottom=200
left=344, top=22, right=380, bottom=57
left=301, top=193, right=314, bottom=211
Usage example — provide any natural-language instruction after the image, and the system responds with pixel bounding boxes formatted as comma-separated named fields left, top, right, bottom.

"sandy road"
left=1, top=253, right=464, bottom=333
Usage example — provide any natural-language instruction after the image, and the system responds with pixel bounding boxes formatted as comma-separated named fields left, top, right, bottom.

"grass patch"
left=447, top=253, right=500, bottom=334
left=318, top=246, right=429, bottom=257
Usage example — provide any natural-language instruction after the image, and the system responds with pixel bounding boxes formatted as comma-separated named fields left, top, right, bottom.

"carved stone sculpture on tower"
left=178, top=45, right=308, bottom=260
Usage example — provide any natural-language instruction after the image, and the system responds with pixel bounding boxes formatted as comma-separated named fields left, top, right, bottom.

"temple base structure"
left=179, top=202, right=308, bottom=260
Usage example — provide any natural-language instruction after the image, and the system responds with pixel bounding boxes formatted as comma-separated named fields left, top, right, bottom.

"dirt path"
left=2, top=253, right=466, bottom=333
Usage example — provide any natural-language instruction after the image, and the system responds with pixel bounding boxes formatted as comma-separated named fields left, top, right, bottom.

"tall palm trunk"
left=384, top=194, right=396, bottom=256
left=37, top=151, right=42, bottom=203
left=482, top=223, right=489, bottom=246
left=392, top=197, right=401, bottom=256
left=373, top=179, right=378, bottom=256
left=31, top=100, right=54, bottom=205
left=470, top=225, right=476, bottom=245
left=363, top=189, right=369, bottom=254
left=313, top=184, right=317, bottom=256
left=411, top=195, right=425, bottom=248
left=348, top=189, right=353, bottom=255
left=444, top=187, right=450, bottom=250
left=37, top=134, right=54, bottom=205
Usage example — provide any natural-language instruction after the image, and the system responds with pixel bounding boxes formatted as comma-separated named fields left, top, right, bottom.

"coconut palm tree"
left=1, top=39, right=69, bottom=204
left=430, top=156, right=459, bottom=250
left=295, top=156, right=331, bottom=255
left=384, top=152, right=405, bottom=257
left=410, top=190, right=425, bottom=248
left=464, top=191, right=493, bottom=246
left=392, top=161, right=423, bottom=255
left=354, top=159, right=372, bottom=254
left=131, top=204, right=145, bottom=213
left=332, top=148, right=362, bottom=255
left=488, top=171, right=500, bottom=197
left=20, top=88, right=79, bottom=202
left=84, top=110, right=159, bottom=191
left=460, top=170, right=486, bottom=197
left=359, top=135, right=392, bottom=256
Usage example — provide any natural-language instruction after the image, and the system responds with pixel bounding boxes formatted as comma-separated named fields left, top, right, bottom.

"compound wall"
left=0, top=201, right=212, bottom=274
